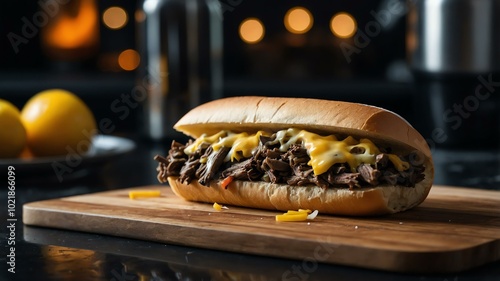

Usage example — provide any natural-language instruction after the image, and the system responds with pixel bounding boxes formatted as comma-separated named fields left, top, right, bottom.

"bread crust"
left=168, top=96, right=434, bottom=215
left=167, top=159, right=433, bottom=216
left=174, top=96, right=432, bottom=160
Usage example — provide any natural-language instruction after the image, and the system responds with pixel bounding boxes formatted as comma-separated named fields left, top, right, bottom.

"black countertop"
left=1, top=135, right=499, bottom=281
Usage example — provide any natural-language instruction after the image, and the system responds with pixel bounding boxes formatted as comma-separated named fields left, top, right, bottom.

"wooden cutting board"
left=23, top=185, right=500, bottom=273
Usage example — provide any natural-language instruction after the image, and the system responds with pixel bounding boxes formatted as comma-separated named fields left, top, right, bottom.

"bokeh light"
left=103, top=7, right=128, bottom=30
left=239, top=18, right=265, bottom=44
left=330, top=12, right=357, bottom=38
left=284, top=7, right=313, bottom=34
left=118, top=49, right=140, bottom=71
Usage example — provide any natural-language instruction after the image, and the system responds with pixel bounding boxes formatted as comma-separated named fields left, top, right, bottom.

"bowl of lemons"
left=0, top=89, right=135, bottom=181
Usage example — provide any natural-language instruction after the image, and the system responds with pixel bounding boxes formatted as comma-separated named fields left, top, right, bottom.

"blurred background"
left=0, top=0, right=411, bottom=132
left=1, top=3, right=499, bottom=280
left=0, top=0, right=499, bottom=187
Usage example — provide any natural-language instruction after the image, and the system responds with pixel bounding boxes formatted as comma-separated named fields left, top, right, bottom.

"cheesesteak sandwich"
left=154, top=96, right=434, bottom=216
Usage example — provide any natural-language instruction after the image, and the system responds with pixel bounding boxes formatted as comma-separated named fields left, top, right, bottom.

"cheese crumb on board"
left=128, top=190, right=161, bottom=199
left=275, top=209, right=318, bottom=222
left=213, top=202, right=229, bottom=211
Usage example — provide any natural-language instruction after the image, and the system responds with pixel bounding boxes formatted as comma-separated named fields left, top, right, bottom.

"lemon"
left=0, top=99, right=27, bottom=158
left=21, top=89, right=97, bottom=157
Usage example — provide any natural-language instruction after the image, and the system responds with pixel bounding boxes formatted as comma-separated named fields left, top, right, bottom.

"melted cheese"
left=274, top=129, right=387, bottom=174
left=183, top=128, right=410, bottom=175
left=212, top=131, right=271, bottom=161
left=388, top=154, right=410, bottom=171
left=184, top=130, right=227, bottom=155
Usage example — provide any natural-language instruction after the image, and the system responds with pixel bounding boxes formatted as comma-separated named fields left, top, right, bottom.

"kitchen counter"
left=1, top=135, right=499, bottom=281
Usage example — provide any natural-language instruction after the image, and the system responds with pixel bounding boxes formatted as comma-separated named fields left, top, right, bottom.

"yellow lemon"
left=21, top=89, right=97, bottom=157
left=0, top=99, right=27, bottom=158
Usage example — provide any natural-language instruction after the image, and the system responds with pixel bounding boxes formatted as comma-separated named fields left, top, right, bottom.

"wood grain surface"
left=23, top=185, right=500, bottom=273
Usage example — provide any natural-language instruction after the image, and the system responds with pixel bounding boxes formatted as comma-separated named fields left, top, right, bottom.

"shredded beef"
left=222, top=158, right=260, bottom=181
left=358, top=164, right=380, bottom=185
left=284, top=145, right=309, bottom=165
left=380, top=169, right=399, bottom=185
left=375, top=153, right=389, bottom=169
left=179, top=142, right=209, bottom=184
left=287, top=164, right=314, bottom=185
left=330, top=164, right=347, bottom=174
left=179, top=158, right=199, bottom=184
left=221, top=159, right=248, bottom=179
left=154, top=141, right=188, bottom=183
left=262, top=158, right=290, bottom=172
left=197, top=146, right=230, bottom=186
left=154, top=155, right=169, bottom=183
left=155, top=135, right=426, bottom=190
left=327, top=172, right=360, bottom=189
left=291, top=163, right=314, bottom=179
left=264, top=148, right=282, bottom=159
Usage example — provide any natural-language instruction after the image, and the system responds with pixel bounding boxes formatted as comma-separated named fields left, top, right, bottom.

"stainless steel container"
left=407, top=0, right=500, bottom=149
left=407, top=0, right=500, bottom=74
left=137, top=0, right=223, bottom=140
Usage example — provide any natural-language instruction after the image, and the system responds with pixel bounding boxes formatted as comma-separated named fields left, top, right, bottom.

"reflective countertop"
left=1, top=135, right=499, bottom=281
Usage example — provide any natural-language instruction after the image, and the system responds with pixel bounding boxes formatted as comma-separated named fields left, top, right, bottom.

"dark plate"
left=0, top=135, right=136, bottom=182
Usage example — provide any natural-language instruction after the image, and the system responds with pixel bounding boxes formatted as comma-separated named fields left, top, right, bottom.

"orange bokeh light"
left=118, top=49, right=140, bottom=71
left=330, top=12, right=357, bottom=38
left=239, top=18, right=265, bottom=44
left=284, top=7, right=313, bottom=34
left=42, top=0, right=99, bottom=50
left=103, top=7, right=128, bottom=30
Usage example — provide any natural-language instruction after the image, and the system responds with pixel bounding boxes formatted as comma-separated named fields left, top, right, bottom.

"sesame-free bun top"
left=174, top=96, right=431, bottom=160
